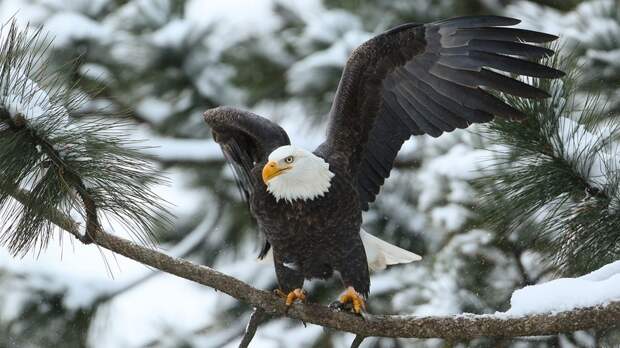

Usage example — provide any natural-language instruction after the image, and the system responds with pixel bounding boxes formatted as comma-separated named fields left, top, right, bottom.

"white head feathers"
left=263, top=145, right=334, bottom=202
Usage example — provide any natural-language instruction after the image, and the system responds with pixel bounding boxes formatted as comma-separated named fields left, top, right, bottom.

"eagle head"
left=262, top=145, right=334, bottom=202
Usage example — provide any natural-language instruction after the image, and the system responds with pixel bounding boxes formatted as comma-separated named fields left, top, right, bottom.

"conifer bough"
left=0, top=21, right=169, bottom=255
left=1, top=17, right=619, bottom=347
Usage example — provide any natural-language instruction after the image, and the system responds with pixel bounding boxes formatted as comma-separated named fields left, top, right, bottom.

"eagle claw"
left=275, top=288, right=306, bottom=308
left=338, top=286, right=366, bottom=314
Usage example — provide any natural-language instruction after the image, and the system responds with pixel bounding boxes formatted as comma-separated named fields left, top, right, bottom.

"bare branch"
left=89, top=230, right=620, bottom=339
left=238, top=308, right=269, bottom=348
left=7, top=189, right=620, bottom=340
left=350, top=335, right=366, bottom=348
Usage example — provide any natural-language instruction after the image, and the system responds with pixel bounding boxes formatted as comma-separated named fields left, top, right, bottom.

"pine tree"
left=0, top=1, right=618, bottom=347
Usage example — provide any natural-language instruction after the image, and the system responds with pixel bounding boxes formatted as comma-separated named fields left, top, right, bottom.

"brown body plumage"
left=250, top=148, right=369, bottom=295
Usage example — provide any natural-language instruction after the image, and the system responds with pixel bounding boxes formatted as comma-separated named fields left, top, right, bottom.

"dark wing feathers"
left=320, top=16, right=563, bottom=210
left=442, top=27, right=559, bottom=47
left=430, top=65, right=550, bottom=98
left=442, top=39, right=555, bottom=59
left=204, top=106, right=290, bottom=199
left=438, top=51, right=563, bottom=78
left=357, top=114, right=410, bottom=210
left=433, top=15, right=520, bottom=28
left=204, top=106, right=290, bottom=258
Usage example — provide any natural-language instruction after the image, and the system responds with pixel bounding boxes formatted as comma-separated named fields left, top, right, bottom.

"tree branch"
left=238, top=308, right=269, bottom=348
left=11, top=190, right=617, bottom=340
left=83, top=229, right=620, bottom=339
left=350, top=335, right=366, bottom=348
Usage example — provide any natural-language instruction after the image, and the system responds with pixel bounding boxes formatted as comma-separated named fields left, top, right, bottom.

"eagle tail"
left=361, top=229, right=422, bottom=272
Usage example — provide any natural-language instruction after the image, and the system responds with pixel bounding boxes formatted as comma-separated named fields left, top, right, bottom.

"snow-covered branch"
left=79, top=230, right=620, bottom=340
left=13, top=187, right=619, bottom=341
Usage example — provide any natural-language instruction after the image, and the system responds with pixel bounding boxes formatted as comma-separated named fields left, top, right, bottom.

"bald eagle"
left=204, top=16, right=563, bottom=313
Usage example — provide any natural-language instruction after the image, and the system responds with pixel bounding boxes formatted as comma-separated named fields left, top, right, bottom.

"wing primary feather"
left=433, top=15, right=520, bottom=28
left=440, top=39, right=555, bottom=59
left=397, top=83, right=457, bottom=133
left=438, top=51, right=564, bottom=78
left=396, top=72, right=469, bottom=129
left=448, top=27, right=559, bottom=46
left=406, top=73, right=493, bottom=123
left=405, top=62, right=527, bottom=120
left=386, top=78, right=444, bottom=136
left=397, top=93, right=444, bottom=137
left=430, top=64, right=550, bottom=98
left=392, top=68, right=457, bottom=130
left=322, top=16, right=562, bottom=211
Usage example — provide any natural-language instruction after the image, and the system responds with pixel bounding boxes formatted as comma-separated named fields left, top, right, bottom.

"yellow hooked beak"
left=262, top=160, right=290, bottom=184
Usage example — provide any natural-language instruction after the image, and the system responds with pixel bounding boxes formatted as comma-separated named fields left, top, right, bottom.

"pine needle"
left=476, top=45, right=620, bottom=275
left=0, top=20, right=172, bottom=256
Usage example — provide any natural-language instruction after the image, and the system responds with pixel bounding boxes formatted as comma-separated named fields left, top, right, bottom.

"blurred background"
left=0, top=0, right=619, bottom=347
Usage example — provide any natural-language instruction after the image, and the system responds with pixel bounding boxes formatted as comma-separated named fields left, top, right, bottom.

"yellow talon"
left=275, top=288, right=306, bottom=307
left=339, top=286, right=366, bottom=314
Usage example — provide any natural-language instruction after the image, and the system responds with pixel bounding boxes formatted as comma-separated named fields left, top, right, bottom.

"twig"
left=238, top=308, right=269, bottom=348
left=350, top=335, right=366, bottom=348
left=510, top=246, right=532, bottom=286
left=1, top=106, right=100, bottom=244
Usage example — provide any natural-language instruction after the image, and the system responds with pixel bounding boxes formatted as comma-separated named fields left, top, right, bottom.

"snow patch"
left=504, top=260, right=620, bottom=315
left=46, top=12, right=111, bottom=47
left=0, top=65, right=70, bottom=129
left=426, top=144, right=490, bottom=181
left=136, top=97, right=174, bottom=125
left=149, top=19, right=194, bottom=49
left=140, top=137, right=222, bottom=162
left=287, top=30, right=370, bottom=94
left=431, top=204, right=470, bottom=232
left=553, top=116, right=615, bottom=189
left=186, top=0, right=281, bottom=57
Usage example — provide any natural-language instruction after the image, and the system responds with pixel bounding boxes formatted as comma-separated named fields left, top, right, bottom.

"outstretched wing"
left=318, top=16, right=563, bottom=210
left=204, top=106, right=290, bottom=258
left=204, top=106, right=290, bottom=200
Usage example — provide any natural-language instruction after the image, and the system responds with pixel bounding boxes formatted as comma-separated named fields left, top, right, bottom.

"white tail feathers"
left=258, top=229, right=422, bottom=272
left=361, top=229, right=422, bottom=272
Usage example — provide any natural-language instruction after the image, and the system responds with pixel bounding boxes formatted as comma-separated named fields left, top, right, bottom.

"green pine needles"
left=0, top=21, right=171, bottom=256
left=478, top=49, right=620, bottom=276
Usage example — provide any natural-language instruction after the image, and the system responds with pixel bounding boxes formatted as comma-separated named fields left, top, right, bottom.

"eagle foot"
left=274, top=288, right=306, bottom=308
left=337, top=286, right=366, bottom=314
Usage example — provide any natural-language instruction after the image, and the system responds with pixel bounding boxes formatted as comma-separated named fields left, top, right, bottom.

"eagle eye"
left=284, top=156, right=294, bottom=164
